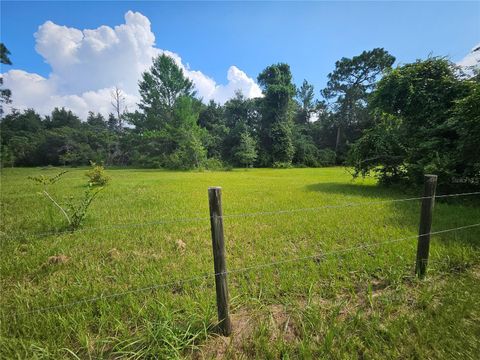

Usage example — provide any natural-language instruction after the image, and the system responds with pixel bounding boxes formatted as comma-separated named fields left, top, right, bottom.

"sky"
left=1, top=1, right=479, bottom=119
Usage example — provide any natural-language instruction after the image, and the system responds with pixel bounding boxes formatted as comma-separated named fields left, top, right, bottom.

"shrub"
left=317, top=149, right=337, bottom=167
left=85, top=161, right=110, bottom=186
left=273, top=161, right=293, bottom=169
left=29, top=170, right=104, bottom=232
left=65, top=186, right=104, bottom=231
left=204, top=158, right=226, bottom=171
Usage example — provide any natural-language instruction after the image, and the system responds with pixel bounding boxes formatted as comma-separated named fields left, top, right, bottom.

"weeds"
left=65, top=186, right=104, bottom=231
left=28, top=169, right=105, bottom=231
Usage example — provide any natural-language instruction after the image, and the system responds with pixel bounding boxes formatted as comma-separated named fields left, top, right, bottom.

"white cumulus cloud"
left=457, top=43, right=480, bottom=68
left=2, top=11, right=262, bottom=119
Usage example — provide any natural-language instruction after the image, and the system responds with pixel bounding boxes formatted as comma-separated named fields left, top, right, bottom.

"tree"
left=235, top=131, right=258, bottom=167
left=39, top=127, right=94, bottom=166
left=222, top=91, right=260, bottom=164
left=86, top=112, right=107, bottom=128
left=198, top=100, right=228, bottom=159
left=0, top=109, right=44, bottom=165
left=449, top=82, right=480, bottom=187
left=170, top=97, right=207, bottom=167
left=107, top=113, right=118, bottom=131
left=0, top=43, right=11, bottom=65
left=110, top=86, right=126, bottom=130
left=136, top=54, right=195, bottom=131
left=0, top=109, right=43, bottom=137
left=322, top=48, right=395, bottom=155
left=127, top=96, right=207, bottom=169
left=295, top=79, right=316, bottom=124
left=350, top=58, right=474, bottom=189
left=257, top=63, right=296, bottom=166
left=0, top=43, right=12, bottom=117
left=46, top=107, right=82, bottom=129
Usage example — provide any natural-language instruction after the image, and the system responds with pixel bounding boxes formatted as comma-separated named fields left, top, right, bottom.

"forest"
left=1, top=44, right=479, bottom=190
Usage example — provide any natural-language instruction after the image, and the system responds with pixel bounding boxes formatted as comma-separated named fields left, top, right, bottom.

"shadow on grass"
left=305, top=182, right=480, bottom=249
left=305, top=182, right=415, bottom=200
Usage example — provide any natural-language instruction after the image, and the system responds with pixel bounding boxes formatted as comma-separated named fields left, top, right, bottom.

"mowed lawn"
left=1, top=167, right=479, bottom=359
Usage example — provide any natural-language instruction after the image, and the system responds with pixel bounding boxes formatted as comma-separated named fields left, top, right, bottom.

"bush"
left=204, top=158, right=226, bottom=171
left=317, top=149, right=337, bottom=166
left=85, top=161, right=110, bottom=186
left=273, top=161, right=292, bottom=169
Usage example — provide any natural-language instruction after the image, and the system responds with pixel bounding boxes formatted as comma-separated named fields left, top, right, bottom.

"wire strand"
left=222, top=191, right=480, bottom=218
left=2, top=191, right=479, bottom=241
left=15, top=223, right=480, bottom=315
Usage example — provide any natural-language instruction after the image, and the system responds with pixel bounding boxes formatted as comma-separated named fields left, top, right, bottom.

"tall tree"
left=198, top=100, right=228, bottom=159
left=110, top=86, right=127, bottom=130
left=107, top=113, right=118, bottom=131
left=136, top=54, right=195, bottom=131
left=45, top=107, right=82, bottom=129
left=86, top=112, right=107, bottom=128
left=0, top=43, right=12, bottom=65
left=295, top=79, right=316, bottom=124
left=322, top=48, right=395, bottom=155
left=235, top=131, right=258, bottom=167
left=222, top=91, right=260, bottom=164
left=0, top=43, right=13, bottom=117
left=257, top=63, right=296, bottom=166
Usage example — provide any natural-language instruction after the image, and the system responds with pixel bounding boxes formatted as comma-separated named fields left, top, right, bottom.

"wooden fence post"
left=208, top=187, right=232, bottom=336
left=415, top=174, right=438, bottom=278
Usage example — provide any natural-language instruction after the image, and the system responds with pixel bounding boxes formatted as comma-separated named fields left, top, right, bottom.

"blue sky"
left=1, top=1, right=479, bottom=117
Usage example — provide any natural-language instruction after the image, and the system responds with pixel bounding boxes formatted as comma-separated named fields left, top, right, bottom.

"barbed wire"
left=2, top=191, right=479, bottom=241
left=13, top=222, right=480, bottom=315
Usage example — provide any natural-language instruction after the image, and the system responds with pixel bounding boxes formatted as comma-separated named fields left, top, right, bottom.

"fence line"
left=16, top=223, right=480, bottom=315
left=222, top=191, right=480, bottom=219
left=2, top=190, right=479, bottom=241
left=0, top=216, right=211, bottom=241
left=225, top=224, right=480, bottom=275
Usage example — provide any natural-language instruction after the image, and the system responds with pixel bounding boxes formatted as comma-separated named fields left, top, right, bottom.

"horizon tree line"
left=1, top=43, right=479, bottom=190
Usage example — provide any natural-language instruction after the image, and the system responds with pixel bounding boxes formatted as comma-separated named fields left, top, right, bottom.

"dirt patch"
left=195, top=304, right=302, bottom=359
left=470, top=265, right=480, bottom=280
left=370, top=278, right=389, bottom=297
left=107, top=248, right=120, bottom=260
left=47, top=254, right=70, bottom=264
left=176, top=239, right=187, bottom=254
left=268, top=305, right=299, bottom=343
left=131, top=250, right=162, bottom=260
left=194, top=309, right=253, bottom=360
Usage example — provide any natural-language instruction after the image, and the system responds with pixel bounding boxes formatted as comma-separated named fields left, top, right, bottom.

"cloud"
left=2, top=70, right=136, bottom=118
left=2, top=11, right=261, bottom=119
left=457, top=43, right=480, bottom=68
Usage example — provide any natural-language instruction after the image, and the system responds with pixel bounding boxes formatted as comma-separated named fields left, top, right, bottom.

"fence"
left=3, top=175, right=480, bottom=337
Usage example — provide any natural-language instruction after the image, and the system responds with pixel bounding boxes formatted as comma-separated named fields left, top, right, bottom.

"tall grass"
left=1, top=167, right=479, bottom=359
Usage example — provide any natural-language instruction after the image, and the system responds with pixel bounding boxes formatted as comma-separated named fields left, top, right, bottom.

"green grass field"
left=1, top=167, right=479, bottom=359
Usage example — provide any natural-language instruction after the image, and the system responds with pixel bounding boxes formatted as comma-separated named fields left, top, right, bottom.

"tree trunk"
left=335, top=125, right=342, bottom=153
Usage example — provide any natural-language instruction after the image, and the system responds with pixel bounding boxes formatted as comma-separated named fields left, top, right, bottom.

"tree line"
left=1, top=43, right=479, bottom=189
